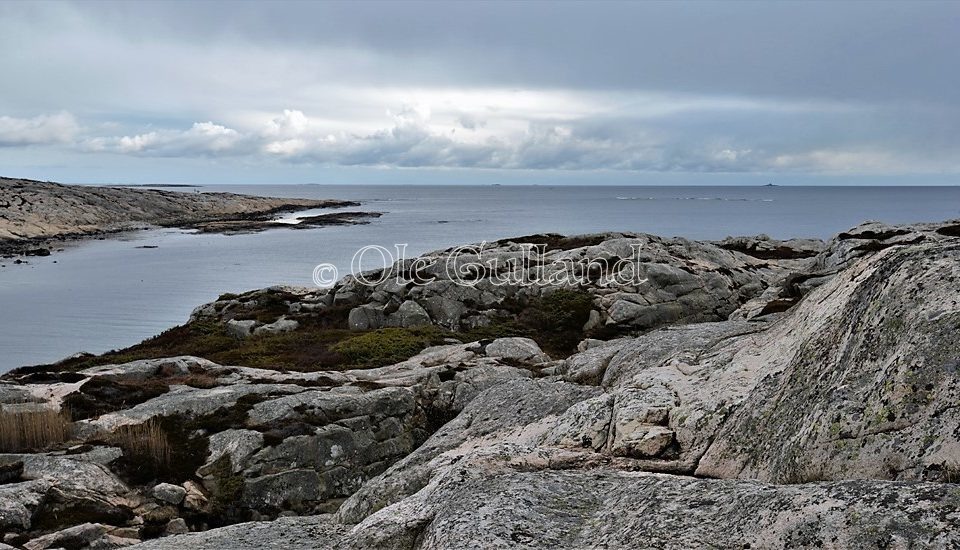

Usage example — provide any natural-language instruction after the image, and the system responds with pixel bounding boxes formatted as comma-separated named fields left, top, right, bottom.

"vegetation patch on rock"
left=0, top=409, right=71, bottom=452
left=331, top=327, right=452, bottom=368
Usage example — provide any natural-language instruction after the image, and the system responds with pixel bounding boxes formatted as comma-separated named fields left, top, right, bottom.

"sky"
left=0, top=0, right=959, bottom=185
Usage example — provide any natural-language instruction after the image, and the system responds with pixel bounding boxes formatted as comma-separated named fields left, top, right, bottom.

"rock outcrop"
left=1, top=340, right=547, bottom=546
left=0, top=177, right=366, bottom=256
left=2, top=219, right=960, bottom=548
left=189, top=230, right=817, bottom=349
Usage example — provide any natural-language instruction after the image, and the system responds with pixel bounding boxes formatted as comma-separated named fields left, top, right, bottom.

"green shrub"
left=528, top=289, right=594, bottom=331
left=518, top=289, right=595, bottom=356
left=332, top=327, right=449, bottom=368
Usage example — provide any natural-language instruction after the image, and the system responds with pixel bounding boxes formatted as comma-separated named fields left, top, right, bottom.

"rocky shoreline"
left=0, top=177, right=375, bottom=258
left=1, top=219, right=959, bottom=548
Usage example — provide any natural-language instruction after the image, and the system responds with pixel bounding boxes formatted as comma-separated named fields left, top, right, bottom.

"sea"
left=2, top=184, right=959, bottom=371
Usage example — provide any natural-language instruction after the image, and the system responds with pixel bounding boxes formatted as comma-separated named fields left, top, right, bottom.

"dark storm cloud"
left=65, top=0, right=960, bottom=102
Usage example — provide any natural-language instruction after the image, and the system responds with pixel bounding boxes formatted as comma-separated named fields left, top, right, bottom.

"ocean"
left=2, top=184, right=959, bottom=371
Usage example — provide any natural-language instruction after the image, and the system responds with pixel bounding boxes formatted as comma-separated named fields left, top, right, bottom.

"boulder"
left=151, top=483, right=186, bottom=505
left=347, top=305, right=385, bottom=330
left=197, top=429, right=265, bottom=476
left=226, top=319, right=258, bottom=339
left=385, top=300, right=431, bottom=328
left=420, top=296, right=467, bottom=329
left=23, top=522, right=107, bottom=550
left=164, top=518, right=189, bottom=536
left=0, top=479, right=49, bottom=531
left=181, top=481, right=209, bottom=512
left=88, top=534, right=140, bottom=548
left=252, top=317, right=299, bottom=336
left=483, top=337, right=550, bottom=365
left=0, top=460, right=24, bottom=484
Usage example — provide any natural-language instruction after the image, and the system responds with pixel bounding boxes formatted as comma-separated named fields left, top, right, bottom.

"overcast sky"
left=1, top=1, right=958, bottom=185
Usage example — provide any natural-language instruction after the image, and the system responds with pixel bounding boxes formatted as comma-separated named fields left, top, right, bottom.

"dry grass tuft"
left=110, top=419, right=172, bottom=468
left=0, top=408, right=72, bottom=452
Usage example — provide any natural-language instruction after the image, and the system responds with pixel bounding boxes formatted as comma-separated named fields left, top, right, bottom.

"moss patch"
left=208, top=454, right=247, bottom=525
left=36, top=317, right=349, bottom=372
left=332, top=326, right=452, bottom=368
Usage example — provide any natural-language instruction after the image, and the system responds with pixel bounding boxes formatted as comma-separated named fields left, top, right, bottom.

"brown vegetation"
left=109, top=420, right=172, bottom=474
left=0, top=408, right=72, bottom=452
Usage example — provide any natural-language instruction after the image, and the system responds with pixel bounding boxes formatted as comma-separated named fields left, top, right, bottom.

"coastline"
left=0, top=177, right=376, bottom=259
left=1, top=219, right=958, bottom=548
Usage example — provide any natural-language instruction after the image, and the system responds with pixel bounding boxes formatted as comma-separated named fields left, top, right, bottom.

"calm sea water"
left=2, top=184, right=959, bottom=371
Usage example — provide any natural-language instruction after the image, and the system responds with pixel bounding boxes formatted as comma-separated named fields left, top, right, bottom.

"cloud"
left=1, top=1, right=959, bottom=180
left=4, top=3, right=958, bottom=118
left=5, top=85, right=958, bottom=176
left=83, top=122, right=247, bottom=156
left=67, top=101, right=960, bottom=175
left=0, top=112, right=79, bottom=146
left=457, top=113, right=485, bottom=131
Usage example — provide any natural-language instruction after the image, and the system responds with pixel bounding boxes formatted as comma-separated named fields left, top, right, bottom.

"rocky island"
left=1, top=219, right=959, bottom=549
left=0, top=178, right=373, bottom=258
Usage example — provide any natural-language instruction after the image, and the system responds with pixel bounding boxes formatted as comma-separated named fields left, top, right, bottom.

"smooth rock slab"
left=336, top=379, right=603, bottom=523
left=130, top=515, right=348, bottom=550
left=348, top=468, right=960, bottom=550
left=23, top=522, right=107, bottom=550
